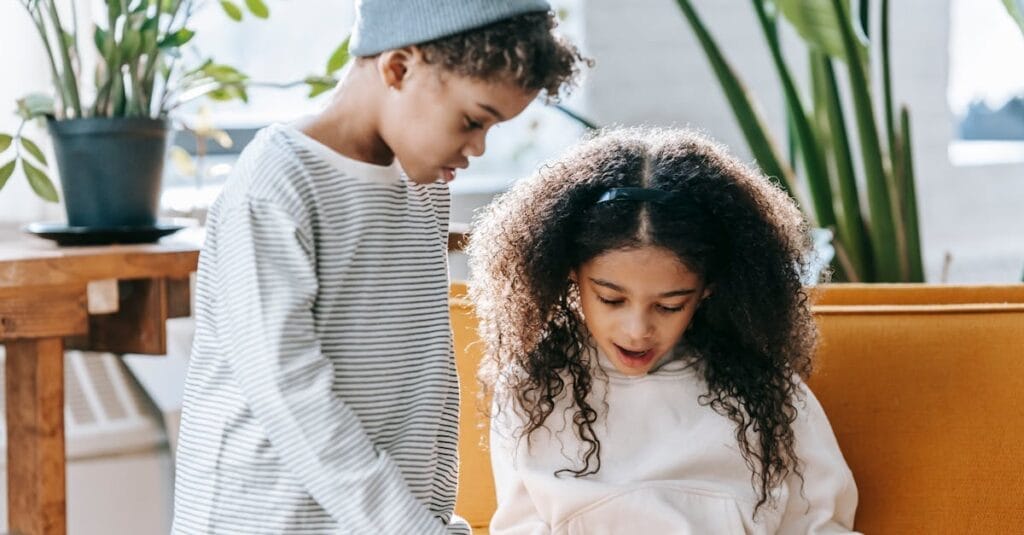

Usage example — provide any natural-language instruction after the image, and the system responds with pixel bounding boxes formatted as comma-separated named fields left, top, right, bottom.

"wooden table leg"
left=5, top=338, right=66, bottom=535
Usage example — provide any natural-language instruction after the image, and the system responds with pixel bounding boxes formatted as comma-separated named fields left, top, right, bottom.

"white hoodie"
left=489, top=350, right=859, bottom=535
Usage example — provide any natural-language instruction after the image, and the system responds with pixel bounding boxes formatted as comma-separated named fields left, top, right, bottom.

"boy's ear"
left=377, top=47, right=419, bottom=90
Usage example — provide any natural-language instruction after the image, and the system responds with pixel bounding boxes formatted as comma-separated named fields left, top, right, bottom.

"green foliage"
left=22, top=159, right=59, bottom=202
left=1004, top=0, right=1024, bottom=37
left=20, top=137, right=47, bottom=166
left=305, top=76, right=338, bottom=98
left=14, top=0, right=304, bottom=121
left=776, top=0, right=866, bottom=63
left=0, top=127, right=59, bottom=202
left=326, top=37, right=351, bottom=76
left=220, top=1, right=243, bottom=21
left=245, top=0, right=270, bottom=19
left=0, top=160, right=15, bottom=190
left=675, top=0, right=924, bottom=282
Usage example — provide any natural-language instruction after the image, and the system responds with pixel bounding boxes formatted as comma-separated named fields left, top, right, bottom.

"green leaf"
left=141, top=16, right=160, bottom=32
left=121, top=29, right=142, bottom=60
left=751, top=1, right=836, bottom=230
left=307, top=81, right=335, bottom=98
left=62, top=30, right=75, bottom=50
left=220, top=0, right=243, bottom=21
left=94, top=27, right=114, bottom=57
left=0, top=135, right=11, bottom=154
left=245, top=0, right=269, bottom=19
left=0, top=160, right=15, bottom=190
left=674, top=0, right=800, bottom=199
left=16, top=93, right=55, bottom=120
left=897, top=106, right=924, bottom=282
left=208, top=84, right=249, bottom=103
left=831, top=0, right=901, bottom=280
left=811, top=51, right=871, bottom=280
left=326, top=37, right=350, bottom=75
left=202, top=63, right=248, bottom=83
left=305, top=75, right=338, bottom=97
left=142, top=29, right=159, bottom=56
left=776, top=0, right=866, bottom=62
left=22, top=160, right=59, bottom=202
left=1004, top=0, right=1024, bottom=37
left=159, top=28, right=195, bottom=48
left=881, top=0, right=896, bottom=160
left=94, top=27, right=106, bottom=53
left=20, top=137, right=48, bottom=166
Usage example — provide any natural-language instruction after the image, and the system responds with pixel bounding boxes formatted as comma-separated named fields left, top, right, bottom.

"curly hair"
left=467, top=127, right=817, bottom=512
left=416, top=12, right=591, bottom=101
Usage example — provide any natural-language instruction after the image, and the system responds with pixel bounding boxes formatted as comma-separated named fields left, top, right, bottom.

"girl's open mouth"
left=614, top=344, right=656, bottom=367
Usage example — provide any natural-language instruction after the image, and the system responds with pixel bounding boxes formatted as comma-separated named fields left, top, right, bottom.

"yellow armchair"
left=451, top=283, right=497, bottom=533
left=451, top=283, right=1024, bottom=533
left=809, top=299, right=1024, bottom=533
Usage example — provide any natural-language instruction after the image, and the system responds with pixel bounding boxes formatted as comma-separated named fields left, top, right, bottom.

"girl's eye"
left=657, top=304, right=685, bottom=313
left=597, top=296, right=624, bottom=306
left=465, top=116, right=484, bottom=130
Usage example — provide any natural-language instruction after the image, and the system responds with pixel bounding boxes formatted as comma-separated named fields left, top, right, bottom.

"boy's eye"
left=465, top=116, right=484, bottom=130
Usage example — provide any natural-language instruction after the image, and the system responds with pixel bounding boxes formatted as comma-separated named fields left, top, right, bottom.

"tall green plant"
left=0, top=0, right=349, bottom=202
left=1005, top=0, right=1024, bottom=36
left=674, top=0, right=925, bottom=282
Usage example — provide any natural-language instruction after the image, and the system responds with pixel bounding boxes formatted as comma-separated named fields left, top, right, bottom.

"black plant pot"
left=47, top=117, right=169, bottom=228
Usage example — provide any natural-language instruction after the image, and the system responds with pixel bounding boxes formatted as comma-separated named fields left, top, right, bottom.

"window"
left=948, top=0, right=1024, bottom=164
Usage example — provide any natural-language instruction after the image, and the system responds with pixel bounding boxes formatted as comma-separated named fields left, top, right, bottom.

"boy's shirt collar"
left=277, top=122, right=404, bottom=184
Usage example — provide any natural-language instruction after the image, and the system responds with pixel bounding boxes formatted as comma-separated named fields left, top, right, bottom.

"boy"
left=171, top=1, right=587, bottom=533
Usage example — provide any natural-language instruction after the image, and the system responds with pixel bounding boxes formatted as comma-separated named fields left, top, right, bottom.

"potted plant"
left=674, top=0, right=923, bottom=282
left=0, top=0, right=345, bottom=232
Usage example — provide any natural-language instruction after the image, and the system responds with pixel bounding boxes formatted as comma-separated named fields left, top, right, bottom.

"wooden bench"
left=451, top=283, right=1024, bottom=533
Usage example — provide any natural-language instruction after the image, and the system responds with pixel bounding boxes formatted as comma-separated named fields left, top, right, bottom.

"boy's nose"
left=464, top=132, right=486, bottom=158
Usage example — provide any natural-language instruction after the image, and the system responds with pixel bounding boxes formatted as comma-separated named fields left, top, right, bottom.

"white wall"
left=0, top=3, right=65, bottom=223
left=581, top=0, right=1024, bottom=282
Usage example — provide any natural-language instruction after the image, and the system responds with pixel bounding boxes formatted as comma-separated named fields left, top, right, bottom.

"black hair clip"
left=595, top=187, right=678, bottom=205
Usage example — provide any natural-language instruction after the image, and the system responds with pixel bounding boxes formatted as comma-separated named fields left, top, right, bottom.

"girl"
left=467, top=128, right=858, bottom=534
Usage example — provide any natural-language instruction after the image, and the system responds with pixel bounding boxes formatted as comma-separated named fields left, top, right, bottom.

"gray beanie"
left=349, top=0, right=552, bottom=57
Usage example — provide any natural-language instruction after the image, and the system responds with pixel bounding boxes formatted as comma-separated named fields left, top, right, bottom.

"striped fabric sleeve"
left=214, top=198, right=449, bottom=534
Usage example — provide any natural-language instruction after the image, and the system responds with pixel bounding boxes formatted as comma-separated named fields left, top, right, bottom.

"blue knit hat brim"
left=350, top=0, right=552, bottom=57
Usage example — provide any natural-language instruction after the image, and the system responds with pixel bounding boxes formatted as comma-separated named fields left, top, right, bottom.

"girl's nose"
left=623, top=313, right=654, bottom=343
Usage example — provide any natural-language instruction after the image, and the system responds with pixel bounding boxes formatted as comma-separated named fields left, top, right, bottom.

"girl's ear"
left=700, top=284, right=714, bottom=301
left=569, top=270, right=578, bottom=284
left=377, top=47, right=417, bottom=90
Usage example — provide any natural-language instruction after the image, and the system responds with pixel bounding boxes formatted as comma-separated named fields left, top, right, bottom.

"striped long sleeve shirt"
left=172, top=124, right=468, bottom=534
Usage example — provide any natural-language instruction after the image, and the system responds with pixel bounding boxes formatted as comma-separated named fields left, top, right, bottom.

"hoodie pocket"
left=559, top=484, right=747, bottom=535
